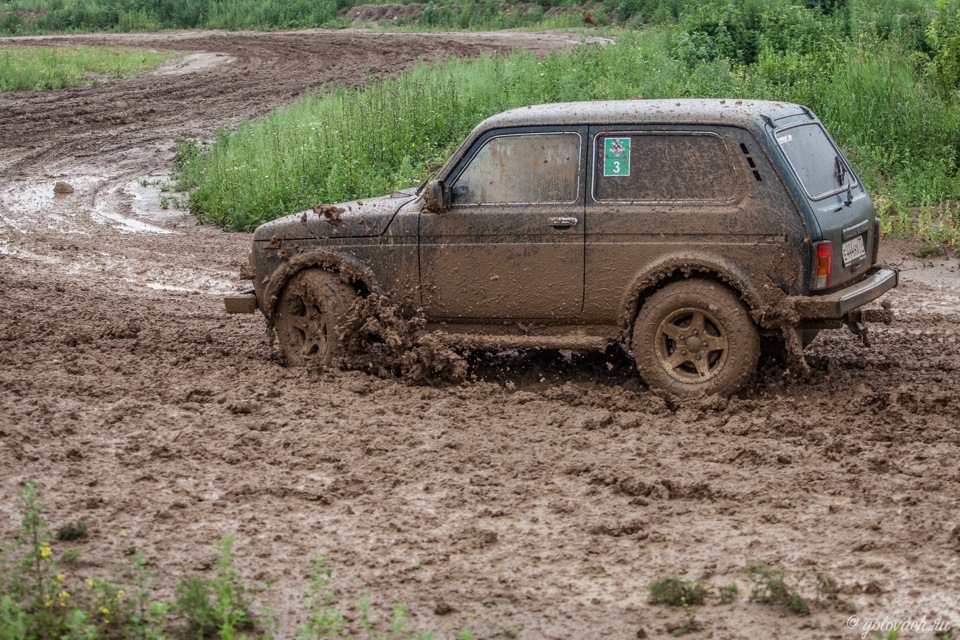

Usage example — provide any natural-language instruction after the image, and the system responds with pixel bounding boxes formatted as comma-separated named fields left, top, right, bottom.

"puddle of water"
left=0, top=242, right=63, bottom=264
left=126, top=176, right=194, bottom=227
left=1, top=178, right=98, bottom=235
left=92, top=181, right=174, bottom=235
left=153, top=52, right=235, bottom=76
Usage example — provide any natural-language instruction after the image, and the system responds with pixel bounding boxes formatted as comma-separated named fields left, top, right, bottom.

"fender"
left=258, top=250, right=380, bottom=322
left=618, top=252, right=788, bottom=343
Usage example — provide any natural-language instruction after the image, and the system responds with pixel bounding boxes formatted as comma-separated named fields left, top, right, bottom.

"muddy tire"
left=274, top=269, right=357, bottom=368
left=632, top=280, right=759, bottom=398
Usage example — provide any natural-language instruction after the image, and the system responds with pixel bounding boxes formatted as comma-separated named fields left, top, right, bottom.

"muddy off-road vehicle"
left=226, top=99, right=898, bottom=397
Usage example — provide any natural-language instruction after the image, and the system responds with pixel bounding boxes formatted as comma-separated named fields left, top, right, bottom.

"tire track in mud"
left=0, top=30, right=586, bottom=177
left=1, top=30, right=959, bottom=640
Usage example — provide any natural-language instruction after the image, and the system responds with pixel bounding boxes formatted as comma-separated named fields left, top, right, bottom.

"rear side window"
left=450, top=132, right=581, bottom=206
left=776, top=123, right=854, bottom=200
left=593, top=132, right=741, bottom=203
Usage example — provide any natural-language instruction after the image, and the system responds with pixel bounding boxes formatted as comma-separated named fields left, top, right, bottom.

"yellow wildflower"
left=56, top=574, right=66, bottom=583
left=85, top=578, right=94, bottom=589
left=117, top=589, right=125, bottom=600
left=120, top=530, right=127, bottom=538
left=99, top=606, right=110, bottom=615
left=39, top=545, right=52, bottom=559
left=44, top=598, right=53, bottom=607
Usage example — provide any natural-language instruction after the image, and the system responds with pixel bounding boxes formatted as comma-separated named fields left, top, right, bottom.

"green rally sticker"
left=604, top=137, right=630, bottom=177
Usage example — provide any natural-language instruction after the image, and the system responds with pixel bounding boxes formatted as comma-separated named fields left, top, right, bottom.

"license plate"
left=842, top=235, right=866, bottom=266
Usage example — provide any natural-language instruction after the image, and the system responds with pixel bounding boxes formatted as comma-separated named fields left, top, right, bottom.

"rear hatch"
left=773, top=121, right=878, bottom=292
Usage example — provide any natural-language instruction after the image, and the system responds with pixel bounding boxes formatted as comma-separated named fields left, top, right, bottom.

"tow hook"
left=847, top=319, right=870, bottom=347
left=845, top=301, right=893, bottom=347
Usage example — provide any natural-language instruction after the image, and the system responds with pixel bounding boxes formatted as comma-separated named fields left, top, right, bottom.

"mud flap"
left=780, top=322, right=812, bottom=375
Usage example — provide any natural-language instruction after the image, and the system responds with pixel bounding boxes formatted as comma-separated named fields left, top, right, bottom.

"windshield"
left=776, top=123, right=854, bottom=200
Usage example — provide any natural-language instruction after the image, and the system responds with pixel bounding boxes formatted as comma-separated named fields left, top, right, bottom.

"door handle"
left=549, top=216, right=579, bottom=228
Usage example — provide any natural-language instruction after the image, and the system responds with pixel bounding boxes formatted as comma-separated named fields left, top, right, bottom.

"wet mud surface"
left=2, top=30, right=959, bottom=639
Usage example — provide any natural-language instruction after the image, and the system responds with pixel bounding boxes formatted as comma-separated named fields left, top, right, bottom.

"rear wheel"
left=632, top=280, right=759, bottom=397
left=274, top=269, right=357, bottom=368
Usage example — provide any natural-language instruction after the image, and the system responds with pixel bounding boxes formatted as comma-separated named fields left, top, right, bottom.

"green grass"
left=0, top=0, right=600, bottom=34
left=176, top=14, right=960, bottom=242
left=0, top=45, right=177, bottom=91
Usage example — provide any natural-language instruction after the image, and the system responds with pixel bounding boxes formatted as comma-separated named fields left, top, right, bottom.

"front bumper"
left=794, top=267, right=898, bottom=320
left=224, top=288, right=258, bottom=314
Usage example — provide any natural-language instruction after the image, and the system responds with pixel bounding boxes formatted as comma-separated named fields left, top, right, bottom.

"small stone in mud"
left=863, top=580, right=883, bottom=594
left=434, top=601, right=455, bottom=615
left=312, top=203, right=346, bottom=227
left=54, top=181, right=75, bottom=194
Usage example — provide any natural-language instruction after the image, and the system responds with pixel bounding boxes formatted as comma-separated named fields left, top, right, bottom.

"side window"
left=450, top=133, right=581, bottom=206
left=593, top=132, right=741, bottom=203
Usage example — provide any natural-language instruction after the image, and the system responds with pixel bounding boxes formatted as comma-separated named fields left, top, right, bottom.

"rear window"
left=776, top=123, right=854, bottom=200
left=592, top=132, right=741, bottom=203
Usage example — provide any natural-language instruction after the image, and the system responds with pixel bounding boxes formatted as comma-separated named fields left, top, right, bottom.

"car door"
left=418, top=127, right=587, bottom=320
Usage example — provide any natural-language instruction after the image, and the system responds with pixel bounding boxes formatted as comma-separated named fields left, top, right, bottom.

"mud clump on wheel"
left=337, top=292, right=468, bottom=384
left=632, top=279, right=760, bottom=398
left=274, top=269, right=357, bottom=368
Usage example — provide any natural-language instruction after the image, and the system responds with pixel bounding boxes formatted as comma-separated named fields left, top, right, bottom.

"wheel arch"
left=620, top=255, right=763, bottom=349
left=259, top=251, right=379, bottom=323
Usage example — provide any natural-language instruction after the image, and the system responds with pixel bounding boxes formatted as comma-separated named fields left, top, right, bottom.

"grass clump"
left=0, top=45, right=177, bottom=92
left=747, top=563, right=810, bottom=616
left=174, top=534, right=264, bottom=639
left=648, top=576, right=705, bottom=637
left=647, top=576, right=708, bottom=607
left=55, top=521, right=88, bottom=542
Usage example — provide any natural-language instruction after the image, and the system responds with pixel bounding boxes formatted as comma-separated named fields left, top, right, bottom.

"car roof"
left=478, top=99, right=808, bottom=129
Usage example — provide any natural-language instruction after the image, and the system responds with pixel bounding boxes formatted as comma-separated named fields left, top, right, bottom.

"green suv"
left=226, top=99, right=897, bottom=397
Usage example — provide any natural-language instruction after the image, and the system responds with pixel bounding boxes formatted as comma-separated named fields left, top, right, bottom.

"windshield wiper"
left=834, top=155, right=847, bottom=186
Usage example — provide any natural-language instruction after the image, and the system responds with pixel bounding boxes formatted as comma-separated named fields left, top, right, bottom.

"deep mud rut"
left=2, top=30, right=959, bottom=640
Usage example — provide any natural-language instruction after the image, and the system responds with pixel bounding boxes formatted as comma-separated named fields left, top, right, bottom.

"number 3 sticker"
left=604, top=137, right=630, bottom=177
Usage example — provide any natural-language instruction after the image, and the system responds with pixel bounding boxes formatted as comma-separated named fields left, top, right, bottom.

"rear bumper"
left=794, top=267, right=898, bottom=320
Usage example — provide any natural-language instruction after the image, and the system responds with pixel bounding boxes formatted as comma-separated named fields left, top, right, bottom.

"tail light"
left=872, top=217, right=881, bottom=265
left=813, top=241, right=832, bottom=289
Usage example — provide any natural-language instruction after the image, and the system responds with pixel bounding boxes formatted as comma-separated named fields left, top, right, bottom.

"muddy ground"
left=1, top=30, right=959, bottom=640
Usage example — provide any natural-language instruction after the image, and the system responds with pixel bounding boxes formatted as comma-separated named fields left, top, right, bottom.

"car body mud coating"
left=228, top=99, right=897, bottom=397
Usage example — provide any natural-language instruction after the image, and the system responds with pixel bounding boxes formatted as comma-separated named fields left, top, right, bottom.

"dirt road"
left=1, top=30, right=958, bottom=639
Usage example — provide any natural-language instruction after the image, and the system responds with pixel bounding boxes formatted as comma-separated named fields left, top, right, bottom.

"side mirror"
left=423, top=180, right=447, bottom=213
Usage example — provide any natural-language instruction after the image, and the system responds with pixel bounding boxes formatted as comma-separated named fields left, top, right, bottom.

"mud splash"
left=310, top=203, right=346, bottom=227
left=338, top=292, right=468, bottom=383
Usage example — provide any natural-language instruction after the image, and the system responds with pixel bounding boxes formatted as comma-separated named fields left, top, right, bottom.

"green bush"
left=928, top=0, right=960, bottom=96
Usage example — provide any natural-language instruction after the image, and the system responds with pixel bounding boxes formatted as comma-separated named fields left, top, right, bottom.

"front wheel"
left=632, top=280, right=759, bottom=398
left=274, top=269, right=357, bottom=368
